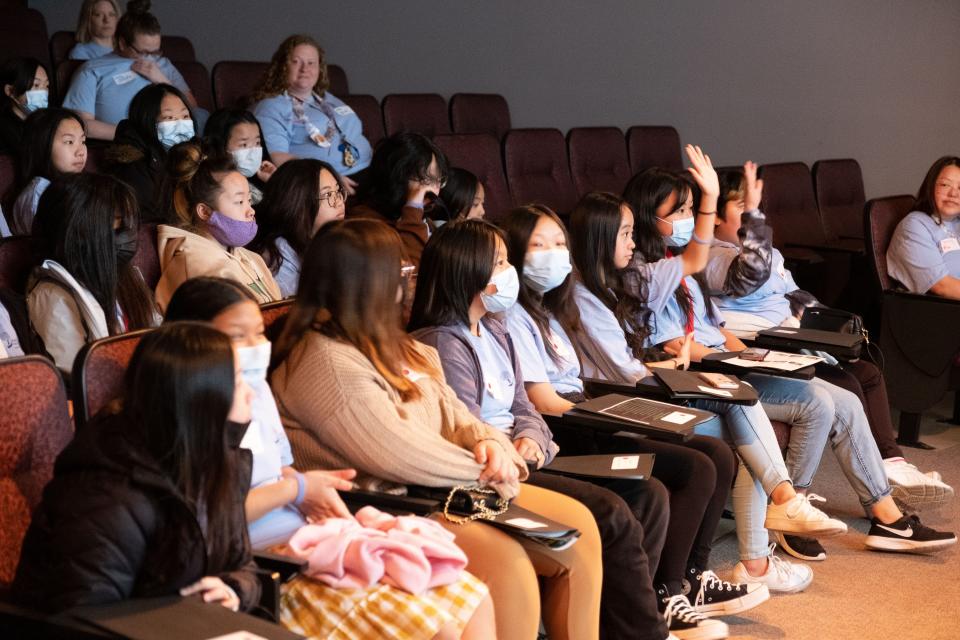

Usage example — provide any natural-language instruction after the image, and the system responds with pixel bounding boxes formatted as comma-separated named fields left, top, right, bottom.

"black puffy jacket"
left=104, top=120, right=167, bottom=224
left=12, top=410, right=260, bottom=614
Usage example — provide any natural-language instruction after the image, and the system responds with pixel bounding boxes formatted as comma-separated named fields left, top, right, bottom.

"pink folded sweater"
left=286, top=506, right=468, bottom=595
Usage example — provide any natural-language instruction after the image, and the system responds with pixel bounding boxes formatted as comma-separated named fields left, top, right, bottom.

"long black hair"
left=17, top=108, right=86, bottom=190
left=406, top=218, right=501, bottom=331
left=438, top=167, right=480, bottom=220
left=121, top=321, right=240, bottom=572
left=164, top=276, right=257, bottom=323
left=0, top=57, right=45, bottom=117
left=354, top=132, right=448, bottom=220
left=31, top=173, right=156, bottom=334
left=915, top=156, right=960, bottom=222
left=126, top=83, right=197, bottom=158
left=203, top=108, right=273, bottom=164
left=501, top=204, right=580, bottom=364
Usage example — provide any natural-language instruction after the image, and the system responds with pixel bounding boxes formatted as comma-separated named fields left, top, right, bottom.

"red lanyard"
left=666, top=249, right=695, bottom=334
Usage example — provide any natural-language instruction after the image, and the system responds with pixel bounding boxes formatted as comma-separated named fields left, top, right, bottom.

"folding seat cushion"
left=627, top=126, right=682, bottom=174
left=813, top=159, right=867, bottom=240
left=567, top=127, right=631, bottom=197
left=71, top=330, right=148, bottom=429
left=758, top=162, right=827, bottom=248
left=433, top=133, right=511, bottom=222
left=211, top=60, right=268, bottom=109
left=449, top=93, right=511, bottom=140
left=176, top=61, right=214, bottom=111
left=327, top=64, right=348, bottom=97
left=49, top=31, right=77, bottom=67
left=340, top=94, right=384, bottom=148
left=160, top=35, right=195, bottom=62
left=503, top=128, right=577, bottom=214
left=382, top=94, right=451, bottom=137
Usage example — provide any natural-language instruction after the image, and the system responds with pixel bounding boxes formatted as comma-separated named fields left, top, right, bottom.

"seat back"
left=433, top=133, right=511, bottom=222
left=0, top=236, right=34, bottom=293
left=211, top=60, right=268, bottom=109
left=503, top=128, right=577, bottom=214
left=812, top=159, right=866, bottom=240
left=261, top=299, right=293, bottom=339
left=176, top=60, right=214, bottom=111
left=161, top=35, right=195, bottom=62
left=567, top=127, right=631, bottom=198
left=0, top=29, right=50, bottom=71
left=627, top=126, right=682, bottom=173
left=758, top=162, right=827, bottom=247
left=327, top=64, right=348, bottom=97
left=865, top=195, right=915, bottom=292
left=382, top=94, right=451, bottom=137
left=132, top=223, right=160, bottom=291
left=0, top=153, right=16, bottom=213
left=49, top=30, right=76, bottom=67
left=449, top=93, right=511, bottom=140
left=0, top=355, right=73, bottom=587
left=55, top=59, right=83, bottom=106
left=71, top=330, right=149, bottom=429
left=340, top=94, right=384, bottom=148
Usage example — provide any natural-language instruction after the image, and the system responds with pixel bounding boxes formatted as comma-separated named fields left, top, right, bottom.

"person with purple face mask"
left=155, top=142, right=281, bottom=312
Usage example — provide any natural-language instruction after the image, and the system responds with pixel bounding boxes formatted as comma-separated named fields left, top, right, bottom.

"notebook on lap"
left=651, top=368, right=759, bottom=405
left=754, top=326, right=863, bottom=360
left=541, top=453, right=655, bottom=481
left=571, top=394, right=714, bottom=438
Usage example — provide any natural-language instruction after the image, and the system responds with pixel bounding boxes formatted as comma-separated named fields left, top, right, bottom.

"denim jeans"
left=745, top=373, right=892, bottom=511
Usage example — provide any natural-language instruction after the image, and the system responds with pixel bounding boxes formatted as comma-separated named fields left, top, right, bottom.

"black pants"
left=526, top=470, right=670, bottom=640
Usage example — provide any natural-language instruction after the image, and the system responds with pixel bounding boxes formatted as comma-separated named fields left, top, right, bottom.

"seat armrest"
left=342, top=489, right=441, bottom=516
left=254, top=551, right=306, bottom=582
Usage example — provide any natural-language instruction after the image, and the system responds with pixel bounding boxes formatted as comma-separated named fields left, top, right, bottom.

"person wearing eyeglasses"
left=249, top=159, right=346, bottom=298
left=350, top=132, right=449, bottom=267
left=62, top=0, right=202, bottom=141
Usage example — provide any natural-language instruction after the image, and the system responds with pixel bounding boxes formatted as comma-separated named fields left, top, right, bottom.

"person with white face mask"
left=0, top=57, right=50, bottom=155
left=204, top=109, right=278, bottom=206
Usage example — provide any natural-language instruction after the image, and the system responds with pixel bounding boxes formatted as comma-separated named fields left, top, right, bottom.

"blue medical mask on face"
left=523, top=248, right=572, bottom=293
left=156, top=118, right=195, bottom=149
left=24, top=89, right=48, bottom=113
left=480, top=265, right=520, bottom=313
left=659, top=216, right=695, bottom=247
left=237, top=341, right=271, bottom=384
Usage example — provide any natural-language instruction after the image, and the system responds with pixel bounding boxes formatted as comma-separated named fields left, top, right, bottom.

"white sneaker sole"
left=695, top=584, right=770, bottom=617
left=865, top=534, right=957, bottom=554
left=890, top=483, right=954, bottom=510
left=763, top=516, right=847, bottom=537
left=670, top=619, right=729, bottom=640
left=732, top=568, right=812, bottom=595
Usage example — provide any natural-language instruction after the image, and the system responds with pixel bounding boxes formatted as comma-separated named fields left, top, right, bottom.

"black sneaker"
left=772, top=531, right=827, bottom=561
left=683, top=566, right=770, bottom=617
left=657, top=587, right=729, bottom=640
left=865, top=514, right=957, bottom=553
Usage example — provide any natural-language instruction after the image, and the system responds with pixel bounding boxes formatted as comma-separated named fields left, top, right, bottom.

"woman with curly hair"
left=251, top=35, right=371, bottom=192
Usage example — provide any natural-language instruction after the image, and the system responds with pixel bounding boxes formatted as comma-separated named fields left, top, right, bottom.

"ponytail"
left=162, top=141, right=237, bottom=227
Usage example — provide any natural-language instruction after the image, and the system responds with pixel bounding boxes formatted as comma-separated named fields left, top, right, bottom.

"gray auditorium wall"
left=34, top=0, right=960, bottom=197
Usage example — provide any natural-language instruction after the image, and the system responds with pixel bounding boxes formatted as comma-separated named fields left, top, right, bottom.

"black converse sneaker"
left=772, top=531, right=827, bottom=561
left=865, top=514, right=957, bottom=553
left=657, top=587, right=729, bottom=640
left=684, top=567, right=770, bottom=617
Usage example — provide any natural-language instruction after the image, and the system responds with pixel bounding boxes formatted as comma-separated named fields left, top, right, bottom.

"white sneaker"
left=884, top=458, right=954, bottom=509
left=926, top=470, right=943, bottom=482
left=731, top=545, right=813, bottom=594
left=764, top=493, right=847, bottom=536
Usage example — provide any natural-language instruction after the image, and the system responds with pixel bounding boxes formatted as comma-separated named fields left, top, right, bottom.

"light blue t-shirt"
left=647, top=274, right=727, bottom=349
left=252, top=92, right=372, bottom=175
left=463, top=324, right=517, bottom=433
left=0, top=205, right=10, bottom=238
left=506, top=304, right=583, bottom=395
left=570, top=281, right=650, bottom=383
left=705, top=239, right=797, bottom=325
left=62, top=53, right=189, bottom=124
left=68, top=41, right=113, bottom=61
left=272, top=236, right=301, bottom=299
left=12, top=176, right=50, bottom=236
left=887, top=211, right=960, bottom=294
left=627, top=254, right=685, bottom=316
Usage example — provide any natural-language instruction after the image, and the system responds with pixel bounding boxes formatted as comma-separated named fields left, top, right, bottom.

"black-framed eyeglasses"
left=319, top=187, right=345, bottom=208
left=130, top=44, right=163, bottom=57
left=418, top=174, right=447, bottom=190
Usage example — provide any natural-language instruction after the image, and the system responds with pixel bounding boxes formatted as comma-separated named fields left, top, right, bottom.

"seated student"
left=567, top=186, right=845, bottom=594
left=13, top=322, right=261, bottom=613
left=622, top=168, right=957, bottom=562
left=63, top=0, right=202, bottom=141
left=270, top=218, right=603, bottom=640
left=350, top=132, right=447, bottom=266
left=0, top=57, right=49, bottom=155
left=164, top=277, right=496, bottom=640
left=501, top=204, right=769, bottom=621
left=249, top=159, right=344, bottom=298
left=251, top=35, right=371, bottom=183
left=11, top=109, right=88, bottom=235
left=888, top=155, right=960, bottom=298
left=408, top=219, right=728, bottom=640
left=28, top=173, right=158, bottom=372
left=204, top=109, right=277, bottom=206
left=69, top=0, right=120, bottom=61
left=705, top=163, right=953, bottom=514
left=156, top=145, right=281, bottom=311
left=437, top=167, right=486, bottom=221
left=105, top=82, right=197, bottom=222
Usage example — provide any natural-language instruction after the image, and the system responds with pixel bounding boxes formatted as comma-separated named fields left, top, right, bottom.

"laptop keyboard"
left=601, top=398, right=667, bottom=423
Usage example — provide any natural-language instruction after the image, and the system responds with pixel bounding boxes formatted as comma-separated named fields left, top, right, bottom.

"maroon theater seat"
left=176, top=60, right=213, bottom=111
left=0, top=236, right=34, bottom=293
left=627, top=126, right=682, bottom=174
left=449, top=93, right=511, bottom=140
left=0, top=29, right=50, bottom=70
left=49, top=30, right=76, bottom=67
left=160, top=35, right=195, bottom=62
left=433, top=133, right=511, bottom=222
left=261, top=299, right=293, bottom=337
left=54, top=59, right=83, bottom=106
left=813, top=158, right=867, bottom=241
left=758, top=162, right=830, bottom=249
left=211, top=60, right=268, bottom=109
left=132, top=223, right=160, bottom=291
left=71, top=330, right=149, bottom=429
left=382, top=94, right=451, bottom=138
left=0, top=153, right=16, bottom=212
left=340, top=94, right=384, bottom=148
left=504, top=128, right=577, bottom=215
left=865, top=195, right=915, bottom=294
left=327, top=64, right=348, bottom=97
left=567, top=127, right=631, bottom=198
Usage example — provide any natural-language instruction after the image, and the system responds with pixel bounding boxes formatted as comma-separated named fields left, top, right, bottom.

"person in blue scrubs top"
left=68, top=0, right=120, bottom=61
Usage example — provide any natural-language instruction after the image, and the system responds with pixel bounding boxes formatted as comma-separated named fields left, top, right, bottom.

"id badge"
left=112, top=70, right=137, bottom=85
left=339, top=140, right=358, bottom=168
left=940, top=237, right=960, bottom=254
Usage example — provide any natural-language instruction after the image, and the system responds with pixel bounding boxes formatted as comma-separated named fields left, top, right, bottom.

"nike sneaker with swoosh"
left=865, top=514, right=957, bottom=553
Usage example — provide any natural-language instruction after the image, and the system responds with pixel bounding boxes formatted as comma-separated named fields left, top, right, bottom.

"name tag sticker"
left=504, top=517, right=547, bottom=530
left=334, top=105, right=355, bottom=116
left=611, top=455, right=640, bottom=470
left=940, top=237, right=960, bottom=253
left=112, top=70, right=138, bottom=85
left=662, top=411, right=697, bottom=424
left=697, top=385, right=734, bottom=397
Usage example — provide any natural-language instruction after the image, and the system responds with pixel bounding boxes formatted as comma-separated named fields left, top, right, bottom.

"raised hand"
left=684, top=144, right=719, bottom=200
left=743, top=161, right=764, bottom=211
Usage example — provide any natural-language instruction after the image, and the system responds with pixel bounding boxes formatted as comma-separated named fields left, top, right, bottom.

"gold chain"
left=441, top=485, right=509, bottom=525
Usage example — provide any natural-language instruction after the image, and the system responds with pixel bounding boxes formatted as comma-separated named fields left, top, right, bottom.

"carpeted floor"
left=707, top=397, right=960, bottom=640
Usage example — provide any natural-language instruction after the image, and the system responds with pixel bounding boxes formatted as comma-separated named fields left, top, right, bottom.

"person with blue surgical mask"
left=203, top=109, right=278, bottom=206
left=0, top=58, right=50, bottom=155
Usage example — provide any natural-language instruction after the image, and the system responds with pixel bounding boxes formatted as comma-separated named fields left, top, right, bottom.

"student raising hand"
left=685, top=144, right=720, bottom=212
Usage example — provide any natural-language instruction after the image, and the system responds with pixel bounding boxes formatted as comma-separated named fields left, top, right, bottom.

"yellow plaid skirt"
left=279, top=571, right=488, bottom=639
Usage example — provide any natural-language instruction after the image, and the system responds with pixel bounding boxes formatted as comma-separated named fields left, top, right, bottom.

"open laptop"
left=572, top=393, right=715, bottom=437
